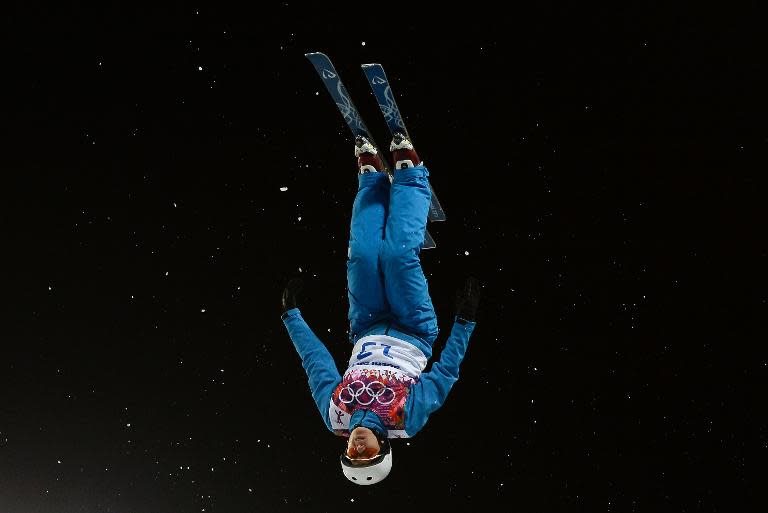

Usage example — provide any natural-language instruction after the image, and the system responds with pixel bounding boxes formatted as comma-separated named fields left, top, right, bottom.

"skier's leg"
left=347, top=137, right=391, bottom=340
left=380, top=135, right=438, bottom=344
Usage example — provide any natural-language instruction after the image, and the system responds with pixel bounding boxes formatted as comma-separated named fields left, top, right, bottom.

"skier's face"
left=346, top=427, right=381, bottom=459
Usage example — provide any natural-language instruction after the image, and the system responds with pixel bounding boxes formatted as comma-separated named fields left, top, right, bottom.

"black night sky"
left=4, top=4, right=766, bottom=513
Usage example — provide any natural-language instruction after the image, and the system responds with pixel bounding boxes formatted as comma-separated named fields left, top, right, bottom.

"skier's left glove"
left=281, top=277, right=304, bottom=313
left=455, top=276, right=482, bottom=322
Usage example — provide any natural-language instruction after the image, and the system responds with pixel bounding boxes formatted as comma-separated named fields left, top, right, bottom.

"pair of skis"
left=305, top=52, right=446, bottom=249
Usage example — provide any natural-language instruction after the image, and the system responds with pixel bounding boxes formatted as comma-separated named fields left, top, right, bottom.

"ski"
left=305, top=51, right=436, bottom=249
left=361, top=63, right=446, bottom=222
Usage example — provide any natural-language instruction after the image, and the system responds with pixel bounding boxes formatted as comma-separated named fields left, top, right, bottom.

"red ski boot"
left=390, top=132, right=421, bottom=170
left=355, top=135, right=385, bottom=174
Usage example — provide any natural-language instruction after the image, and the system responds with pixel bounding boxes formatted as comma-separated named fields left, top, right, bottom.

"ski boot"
left=355, top=135, right=385, bottom=174
left=390, top=132, right=421, bottom=170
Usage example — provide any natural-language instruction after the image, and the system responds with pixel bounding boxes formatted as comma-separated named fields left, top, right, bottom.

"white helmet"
left=340, top=437, right=392, bottom=485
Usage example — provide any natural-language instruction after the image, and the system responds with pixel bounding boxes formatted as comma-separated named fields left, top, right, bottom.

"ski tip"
left=305, top=51, right=328, bottom=58
left=361, top=63, right=380, bottom=68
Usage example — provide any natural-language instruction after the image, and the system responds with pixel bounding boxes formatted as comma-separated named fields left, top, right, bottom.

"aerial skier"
left=280, top=133, right=481, bottom=485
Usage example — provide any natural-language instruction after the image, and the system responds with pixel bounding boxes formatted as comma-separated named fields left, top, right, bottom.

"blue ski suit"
left=281, top=165, right=476, bottom=438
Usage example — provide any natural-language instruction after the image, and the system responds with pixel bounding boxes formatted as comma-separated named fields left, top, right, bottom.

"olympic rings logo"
left=339, top=380, right=395, bottom=406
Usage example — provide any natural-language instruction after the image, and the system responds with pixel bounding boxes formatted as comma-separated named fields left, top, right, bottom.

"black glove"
left=455, top=276, right=481, bottom=322
left=281, top=277, right=304, bottom=313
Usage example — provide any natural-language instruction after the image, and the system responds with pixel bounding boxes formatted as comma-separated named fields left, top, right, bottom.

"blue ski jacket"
left=281, top=308, right=476, bottom=437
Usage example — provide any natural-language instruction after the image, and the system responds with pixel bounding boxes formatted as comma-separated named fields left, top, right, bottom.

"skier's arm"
left=405, top=316, right=476, bottom=435
left=405, top=277, right=480, bottom=435
left=281, top=308, right=342, bottom=431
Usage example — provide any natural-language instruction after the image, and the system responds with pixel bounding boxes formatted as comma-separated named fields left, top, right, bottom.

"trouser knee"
left=379, top=238, right=417, bottom=268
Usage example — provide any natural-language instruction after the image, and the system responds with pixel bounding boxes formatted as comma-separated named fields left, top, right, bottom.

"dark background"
left=3, top=3, right=765, bottom=512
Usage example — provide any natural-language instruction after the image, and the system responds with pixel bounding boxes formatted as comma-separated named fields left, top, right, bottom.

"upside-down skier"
left=280, top=133, right=481, bottom=485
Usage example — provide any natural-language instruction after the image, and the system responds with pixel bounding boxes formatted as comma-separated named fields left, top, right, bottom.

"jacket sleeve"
left=405, top=316, right=476, bottom=436
left=281, top=308, right=342, bottom=432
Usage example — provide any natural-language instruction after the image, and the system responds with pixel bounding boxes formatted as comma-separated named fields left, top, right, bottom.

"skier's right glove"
left=281, top=277, right=304, bottom=314
left=455, top=276, right=482, bottom=322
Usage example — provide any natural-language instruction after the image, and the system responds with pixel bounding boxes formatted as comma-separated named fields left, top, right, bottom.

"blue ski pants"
left=346, top=166, right=438, bottom=348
